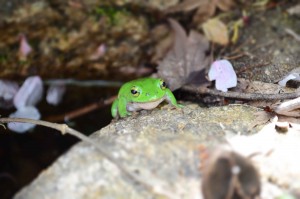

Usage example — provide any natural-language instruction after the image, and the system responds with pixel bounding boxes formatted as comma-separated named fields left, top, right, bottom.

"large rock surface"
left=14, top=104, right=264, bottom=199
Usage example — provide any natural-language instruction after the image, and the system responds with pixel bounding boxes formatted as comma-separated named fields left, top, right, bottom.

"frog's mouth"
left=127, top=97, right=166, bottom=111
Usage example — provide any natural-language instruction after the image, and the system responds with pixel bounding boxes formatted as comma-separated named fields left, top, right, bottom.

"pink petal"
left=89, top=44, right=106, bottom=60
left=8, top=106, right=41, bottom=133
left=46, top=84, right=66, bottom=105
left=13, top=76, right=43, bottom=109
left=19, top=34, right=32, bottom=58
left=208, top=60, right=237, bottom=92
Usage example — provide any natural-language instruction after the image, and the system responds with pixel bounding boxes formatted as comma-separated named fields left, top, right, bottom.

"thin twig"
left=44, top=79, right=122, bottom=87
left=221, top=37, right=251, bottom=60
left=0, top=118, right=174, bottom=197
left=45, top=96, right=116, bottom=122
left=223, top=52, right=247, bottom=60
left=250, top=40, right=273, bottom=52
left=285, top=28, right=300, bottom=42
left=182, top=84, right=300, bottom=100
left=230, top=37, right=251, bottom=55
left=236, top=61, right=271, bottom=74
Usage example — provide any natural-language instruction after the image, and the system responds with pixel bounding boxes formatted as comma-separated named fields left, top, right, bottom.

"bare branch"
left=182, top=85, right=300, bottom=100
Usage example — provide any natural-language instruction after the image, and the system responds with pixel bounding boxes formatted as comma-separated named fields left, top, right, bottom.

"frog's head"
left=123, top=78, right=168, bottom=103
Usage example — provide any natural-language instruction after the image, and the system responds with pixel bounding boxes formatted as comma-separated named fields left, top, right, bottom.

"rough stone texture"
left=229, top=6, right=300, bottom=83
left=14, top=104, right=264, bottom=199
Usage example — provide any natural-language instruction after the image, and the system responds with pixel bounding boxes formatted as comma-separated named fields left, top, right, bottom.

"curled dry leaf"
left=217, top=0, right=236, bottom=11
left=202, top=18, right=229, bottom=45
left=166, top=0, right=209, bottom=13
left=157, top=19, right=210, bottom=91
left=275, top=121, right=290, bottom=133
left=275, top=97, right=300, bottom=117
left=166, top=0, right=235, bottom=23
left=201, top=146, right=261, bottom=199
left=278, top=67, right=300, bottom=87
left=287, top=3, right=300, bottom=16
left=278, top=73, right=300, bottom=87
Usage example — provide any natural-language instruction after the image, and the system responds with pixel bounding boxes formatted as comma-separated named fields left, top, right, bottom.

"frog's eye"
left=130, top=86, right=140, bottom=97
left=159, top=79, right=167, bottom=90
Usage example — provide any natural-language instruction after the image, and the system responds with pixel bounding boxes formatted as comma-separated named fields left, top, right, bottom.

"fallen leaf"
left=287, top=4, right=300, bottom=16
left=202, top=18, right=229, bottom=45
left=216, top=0, right=235, bottom=11
left=275, top=97, right=300, bottom=117
left=275, top=121, right=290, bottom=133
left=166, top=0, right=209, bottom=13
left=193, top=1, right=217, bottom=24
left=166, top=0, right=235, bottom=24
left=278, top=67, right=300, bottom=87
left=201, top=146, right=261, bottom=199
left=157, top=19, right=210, bottom=90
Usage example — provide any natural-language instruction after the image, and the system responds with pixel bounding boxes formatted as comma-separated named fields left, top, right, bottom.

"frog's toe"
left=177, top=104, right=184, bottom=108
left=120, top=112, right=132, bottom=118
left=162, top=104, right=182, bottom=110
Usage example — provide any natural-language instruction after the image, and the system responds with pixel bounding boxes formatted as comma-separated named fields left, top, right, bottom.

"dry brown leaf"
left=193, top=1, right=217, bottom=24
left=201, top=146, right=261, bottom=199
left=202, top=18, right=229, bottom=45
left=166, top=0, right=235, bottom=24
left=157, top=19, right=210, bottom=90
left=165, top=0, right=209, bottom=13
left=216, top=0, right=236, bottom=11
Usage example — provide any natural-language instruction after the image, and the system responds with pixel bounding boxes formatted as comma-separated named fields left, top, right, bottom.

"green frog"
left=111, top=78, right=182, bottom=118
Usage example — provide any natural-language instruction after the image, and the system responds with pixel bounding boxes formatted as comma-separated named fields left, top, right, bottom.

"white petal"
left=208, top=61, right=218, bottom=81
left=13, top=76, right=43, bottom=109
left=46, top=84, right=66, bottom=105
left=278, top=74, right=297, bottom=87
left=8, top=106, right=41, bottom=133
left=209, top=60, right=237, bottom=92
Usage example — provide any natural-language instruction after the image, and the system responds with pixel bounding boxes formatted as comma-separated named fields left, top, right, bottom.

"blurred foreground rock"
left=13, top=104, right=300, bottom=198
left=14, top=104, right=263, bottom=199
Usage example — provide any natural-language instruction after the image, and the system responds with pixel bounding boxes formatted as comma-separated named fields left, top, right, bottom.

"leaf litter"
left=2, top=1, right=300, bottom=198
left=166, top=0, right=235, bottom=24
left=157, top=19, right=210, bottom=91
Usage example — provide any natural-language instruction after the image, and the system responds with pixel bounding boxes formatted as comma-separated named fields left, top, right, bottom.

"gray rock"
left=14, top=104, right=264, bottom=199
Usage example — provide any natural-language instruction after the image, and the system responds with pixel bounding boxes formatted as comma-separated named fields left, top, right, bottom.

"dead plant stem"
left=182, top=85, right=300, bottom=100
